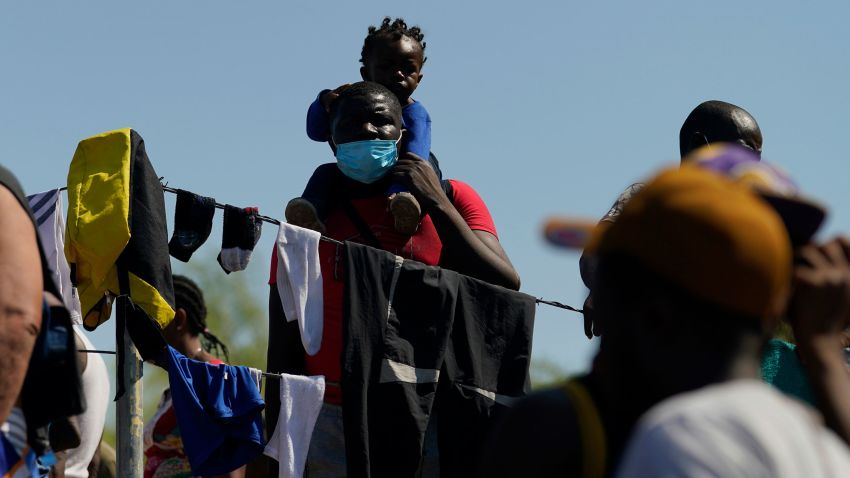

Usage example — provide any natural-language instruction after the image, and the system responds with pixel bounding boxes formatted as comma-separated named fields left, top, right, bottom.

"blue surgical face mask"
left=334, top=135, right=401, bottom=184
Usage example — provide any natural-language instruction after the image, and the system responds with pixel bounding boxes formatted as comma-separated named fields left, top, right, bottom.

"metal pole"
left=116, top=299, right=144, bottom=478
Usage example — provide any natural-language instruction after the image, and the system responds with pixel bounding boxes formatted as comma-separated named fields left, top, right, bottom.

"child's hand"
left=321, top=84, right=352, bottom=112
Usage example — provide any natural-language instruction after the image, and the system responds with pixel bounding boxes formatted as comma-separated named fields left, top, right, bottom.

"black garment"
left=169, top=189, right=216, bottom=262
left=118, top=130, right=172, bottom=363
left=342, top=242, right=535, bottom=478
left=217, top=205, right=262, bottom=274
left=0, top=165, right=85, bottom=454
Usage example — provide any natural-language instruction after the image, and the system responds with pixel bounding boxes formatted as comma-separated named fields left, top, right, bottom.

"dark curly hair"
left=360, top=17, right=427, bottom=65
left=173, top=275, right=230, bottom=363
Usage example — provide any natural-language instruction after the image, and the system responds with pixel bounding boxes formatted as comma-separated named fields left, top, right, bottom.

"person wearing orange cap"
left=478, top=167, right=850, bottom=477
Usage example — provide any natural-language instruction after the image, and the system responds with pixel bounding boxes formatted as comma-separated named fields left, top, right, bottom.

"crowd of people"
left=4, top=14, right=850, bottom=478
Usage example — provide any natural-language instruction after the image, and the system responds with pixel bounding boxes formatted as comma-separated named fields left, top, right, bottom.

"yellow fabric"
left=66, top=128, right=132, bottom=328
left=585, top=167, right=791, bottom=322
left=128, top=272, right=174, bottom=328
left=65, top=128, right=174, bottom=329
left=562, top=379, right=606, bottom=478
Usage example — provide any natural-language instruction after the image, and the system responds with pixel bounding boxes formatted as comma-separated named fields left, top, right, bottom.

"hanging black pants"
left=342, top=242, right=535, bottom=478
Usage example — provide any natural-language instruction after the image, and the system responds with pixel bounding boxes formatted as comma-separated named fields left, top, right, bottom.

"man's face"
left=360, top=36, right=424, bottom=104
left=330, top=91, right=403, bottom=145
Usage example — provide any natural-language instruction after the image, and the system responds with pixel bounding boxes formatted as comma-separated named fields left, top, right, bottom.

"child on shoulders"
left=287, top=17, right=439, bottom=235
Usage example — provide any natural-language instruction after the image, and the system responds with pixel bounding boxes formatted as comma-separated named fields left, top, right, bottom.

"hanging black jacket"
left=342, top=241, right=535, bottom=478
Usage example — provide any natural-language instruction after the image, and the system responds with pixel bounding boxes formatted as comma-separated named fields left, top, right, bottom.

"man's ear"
left=416, top=73, right=424, bottom=85
left=360, top=66, right=370, bottom=81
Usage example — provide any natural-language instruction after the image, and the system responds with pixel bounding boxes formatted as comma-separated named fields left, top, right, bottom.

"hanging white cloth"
left=27, top=189, right=82, bottom=324
left=275, top=223, right=323, bottom=356
left=264, top=374, right=326, bottom=478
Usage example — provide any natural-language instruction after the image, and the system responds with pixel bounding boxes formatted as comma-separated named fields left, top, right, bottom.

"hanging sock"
left=264, top=374, right=325, bottom=478
left=217, top=206, right=262, bottom=274
left=169, top=189, right=216, bottom=262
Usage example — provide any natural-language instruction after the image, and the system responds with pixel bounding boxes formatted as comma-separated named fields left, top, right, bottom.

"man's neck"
left=339, top=175, right=393, bottom=199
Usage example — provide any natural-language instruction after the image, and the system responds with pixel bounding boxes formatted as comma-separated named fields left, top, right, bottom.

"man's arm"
left=789, top=237, right=850, bottom=445
left=0, top=185, right=43, bottom=424
left=391, top=154, right=521, bottom=290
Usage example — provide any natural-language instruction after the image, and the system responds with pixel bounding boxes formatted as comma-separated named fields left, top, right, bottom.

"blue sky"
left=2, top=1, right=849, bottom=389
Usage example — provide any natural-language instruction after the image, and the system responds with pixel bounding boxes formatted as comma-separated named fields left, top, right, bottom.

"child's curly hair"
left=360, top=17, right=427, bottom=65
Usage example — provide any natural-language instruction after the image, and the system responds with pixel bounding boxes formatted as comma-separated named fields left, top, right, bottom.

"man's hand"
left=583, top=295, right=601, bottom=339
left=787, top=237, right=850, bottom=446
left=320, top=84, right=352, bottom=113
left=788, top=237, right=850, bottom=347
left=390, top=153, right=447, bottom=212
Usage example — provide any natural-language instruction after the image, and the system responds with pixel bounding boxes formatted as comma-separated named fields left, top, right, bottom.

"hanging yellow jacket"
left=65, top=128, right=175, bottom=331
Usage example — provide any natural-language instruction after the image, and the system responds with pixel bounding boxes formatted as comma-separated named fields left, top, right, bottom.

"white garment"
left=27, top=189, right=83, bottom=324
left=264, top=374, right=326, bottom=478
left=249, top=367, right=264, bottom=394
left=275, top=223, right=323, bottom=356
left=617, top=380, right=850, bottom=478
left=63, top=326, right=111, bottom=478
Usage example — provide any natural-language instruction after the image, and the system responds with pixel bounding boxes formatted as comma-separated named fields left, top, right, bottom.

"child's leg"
left=300, top=163, right=342, bottom=219
left=286, top=163, right=341, bottom=233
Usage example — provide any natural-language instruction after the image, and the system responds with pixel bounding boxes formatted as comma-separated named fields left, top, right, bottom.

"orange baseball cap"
left=585, top=167, right=792, bottom=321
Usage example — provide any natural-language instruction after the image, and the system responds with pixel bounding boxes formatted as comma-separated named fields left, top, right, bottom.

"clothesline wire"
left=76, top=349, right=313, bottom=381
left=535, top=298, right=583, bottom=314
left=56, top=182, right=344, bottom=246
left=159, top=182, right=345, bottom=246
left=56, top=182, right=582, bottom=314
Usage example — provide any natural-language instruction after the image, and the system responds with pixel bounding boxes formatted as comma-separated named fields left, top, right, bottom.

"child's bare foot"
left=389, top=192, right=421, bottom=235
left=285, top=198, right=326, bottom=234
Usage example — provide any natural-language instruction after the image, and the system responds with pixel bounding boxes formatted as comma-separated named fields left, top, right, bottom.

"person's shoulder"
left=444, top=179, right=488, bottom=208
left=514, top=386, right=578, bottom=417
left=642, top=380, right=786, bottom=419
left=445, top=179, right=476, bottom=196
left=478, top=386, right=582, bottom=477
left=632, top=379, right=824, bottom=447
left=620, top=380, right=850, bottom=476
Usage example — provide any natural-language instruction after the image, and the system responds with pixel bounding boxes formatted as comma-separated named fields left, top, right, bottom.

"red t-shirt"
left=270, top=179, right=498, bottom=404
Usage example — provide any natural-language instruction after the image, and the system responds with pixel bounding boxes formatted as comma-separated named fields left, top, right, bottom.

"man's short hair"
left=330, top=81, right=402, bottom=121
left=679, top=100, right=762, bottom=158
